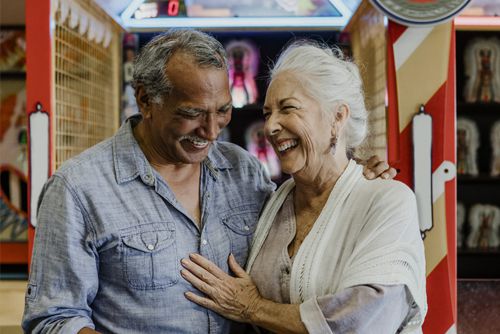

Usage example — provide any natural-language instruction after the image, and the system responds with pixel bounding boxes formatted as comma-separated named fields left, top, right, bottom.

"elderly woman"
left=180, top=42, right=427, bottom=334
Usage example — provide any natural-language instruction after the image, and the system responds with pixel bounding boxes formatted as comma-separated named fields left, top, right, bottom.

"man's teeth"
left=277, top=140, right=298, bottom=153
left=182, top=136, right=209, bottom=148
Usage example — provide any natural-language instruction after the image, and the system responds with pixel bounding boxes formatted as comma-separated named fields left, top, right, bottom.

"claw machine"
left=25, top=0, right=123, bottom=264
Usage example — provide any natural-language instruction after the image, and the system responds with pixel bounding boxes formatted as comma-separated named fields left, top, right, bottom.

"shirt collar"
left=113, top=115, right=153, bottom=185
left=113, top=115, right=233, bottom=185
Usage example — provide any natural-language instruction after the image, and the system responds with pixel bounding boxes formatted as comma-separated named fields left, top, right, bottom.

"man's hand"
left=362, top=155, right=397, bottom=180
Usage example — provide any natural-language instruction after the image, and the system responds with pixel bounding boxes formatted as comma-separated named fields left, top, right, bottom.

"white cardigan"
left=246, top=160, right=427, bottom=333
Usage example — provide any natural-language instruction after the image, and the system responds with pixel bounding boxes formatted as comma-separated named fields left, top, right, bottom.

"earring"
left=330, top=134, right=338, bottom=155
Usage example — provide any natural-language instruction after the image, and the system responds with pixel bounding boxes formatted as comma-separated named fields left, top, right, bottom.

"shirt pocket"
left=121, top=222, right=178, bottom=290
left=221, top=206, right=259, bottom=267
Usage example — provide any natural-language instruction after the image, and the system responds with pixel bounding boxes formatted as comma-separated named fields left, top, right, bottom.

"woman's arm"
left=182, top=253, right=414, bottom=334
left=181, top=253, right=308, bottom=333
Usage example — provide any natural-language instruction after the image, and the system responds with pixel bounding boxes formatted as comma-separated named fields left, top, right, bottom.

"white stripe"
left=394, top=26, right=434, bottom=70
left=30, top=111, right=50, bottom=228
left=432, top=160, right=456, bottom=202
left=445, top=324, right=457, bottom=334
left=413, top=112, right=433, bottom=232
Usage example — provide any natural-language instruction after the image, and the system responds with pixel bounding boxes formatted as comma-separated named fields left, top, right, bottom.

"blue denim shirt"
left=22, top=116, right=275, bottom=334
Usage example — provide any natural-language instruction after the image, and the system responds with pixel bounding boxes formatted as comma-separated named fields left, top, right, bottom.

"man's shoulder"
left=54, top=137, right=114, bottom=179
left=211, top=141, right=259, bottom=167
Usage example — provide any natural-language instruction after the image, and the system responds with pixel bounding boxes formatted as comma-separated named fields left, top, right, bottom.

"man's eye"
left=180, top=111, right=201, bottom=118
left=263, top=112, right=271, bottom=120
left=218, top=108, right=231, bottom=115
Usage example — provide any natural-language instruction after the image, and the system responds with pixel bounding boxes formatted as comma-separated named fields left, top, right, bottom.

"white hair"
left=269, top=41, right=367, bottom=150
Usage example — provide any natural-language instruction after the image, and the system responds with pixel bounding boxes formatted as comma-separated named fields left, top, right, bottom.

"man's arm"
left=22, top=175, right=99, bottom=333
left=361, top=155, right=397, bottom=180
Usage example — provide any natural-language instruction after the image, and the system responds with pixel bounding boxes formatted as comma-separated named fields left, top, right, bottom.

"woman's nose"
left=264, top=113, right=281, bottom=137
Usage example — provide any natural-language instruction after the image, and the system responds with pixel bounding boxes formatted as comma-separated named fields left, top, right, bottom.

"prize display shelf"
left=456, top=30, right=500, bottom=279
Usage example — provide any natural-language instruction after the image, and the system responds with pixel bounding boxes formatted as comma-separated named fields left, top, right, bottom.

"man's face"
left=142, top=53, right=232, bottom=165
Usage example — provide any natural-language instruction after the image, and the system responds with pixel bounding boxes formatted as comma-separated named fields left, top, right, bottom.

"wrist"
left=245, top=295, right=266, bottom=324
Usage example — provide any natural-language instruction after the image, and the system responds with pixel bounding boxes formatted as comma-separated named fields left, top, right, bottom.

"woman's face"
left=263, top=72, right=334, bottom=175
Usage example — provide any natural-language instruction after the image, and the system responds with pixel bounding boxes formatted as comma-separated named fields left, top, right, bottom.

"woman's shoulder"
left=354, top=173, right=416, bottom=208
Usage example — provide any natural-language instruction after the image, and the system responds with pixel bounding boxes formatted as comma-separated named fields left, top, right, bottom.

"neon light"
left=454, top=16, right=500, bottom=28
left=120, top=0, right=352, bottom=30
left=168, top=0, right=179, bottom=17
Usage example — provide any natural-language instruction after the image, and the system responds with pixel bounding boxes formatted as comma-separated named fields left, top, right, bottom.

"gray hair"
left=269, top=41, right=367, bottom=150
left=132, top=29, right=228, bottom=105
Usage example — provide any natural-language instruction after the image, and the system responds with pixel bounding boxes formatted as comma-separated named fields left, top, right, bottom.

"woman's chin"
left=280, top=164, right=303, bottom=177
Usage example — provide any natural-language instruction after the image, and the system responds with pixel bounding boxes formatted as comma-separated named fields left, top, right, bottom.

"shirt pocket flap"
left=221, top=207, right=259, bottom=236
left=122, top=229, right=175, bottom=253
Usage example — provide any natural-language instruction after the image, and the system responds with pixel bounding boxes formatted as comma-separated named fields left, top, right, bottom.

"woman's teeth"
left=277, top=139, right=298, bottom=153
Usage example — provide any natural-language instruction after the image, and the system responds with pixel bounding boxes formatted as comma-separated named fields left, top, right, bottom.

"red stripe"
left=423, top=256, right=454, bottom=333
left=423, top=83, right=447, bottom=172
left=445, top=26, right=457, bottom=321
left=26, top=0, right=53, bottom=268
left=388, top=20, right=407, bottom=43
left=387, top=22, right=401, bottom=164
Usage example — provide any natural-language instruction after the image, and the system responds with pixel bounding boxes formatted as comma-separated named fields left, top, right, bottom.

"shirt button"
left=144, top=174, right=153, bottom=185
left=147, top=244, right=155, bottom=251
left=201, top=239, right=208, bottom=245
left=244, top=225, right=250, bottom=231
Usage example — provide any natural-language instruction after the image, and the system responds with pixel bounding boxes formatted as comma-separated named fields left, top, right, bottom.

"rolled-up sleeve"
left=22, top=175, right=98, bottom=334
left=300, top=284, right=412, bottom=334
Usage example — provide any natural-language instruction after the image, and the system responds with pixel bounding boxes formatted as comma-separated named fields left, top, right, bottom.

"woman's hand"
left=181, top=253, right=262, bottom=323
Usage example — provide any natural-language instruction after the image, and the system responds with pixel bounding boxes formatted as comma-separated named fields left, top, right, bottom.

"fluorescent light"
left=120, top=0, right=352, bottom=30
left=123, top=16, right=350, bottom=30
left=454, top=16, right=500, bottom=28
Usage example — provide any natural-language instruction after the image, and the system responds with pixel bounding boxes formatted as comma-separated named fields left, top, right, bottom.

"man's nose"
left=201, top=113, right=219, bottom=141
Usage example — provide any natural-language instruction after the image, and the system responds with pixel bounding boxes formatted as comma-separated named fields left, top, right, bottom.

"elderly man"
left=22, top=29, right=394, bottom=334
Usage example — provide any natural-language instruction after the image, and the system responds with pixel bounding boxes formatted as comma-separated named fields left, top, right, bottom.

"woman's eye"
left=263, top=112, right=271, bottom=120
left=282, top=106, right=298, bottom=112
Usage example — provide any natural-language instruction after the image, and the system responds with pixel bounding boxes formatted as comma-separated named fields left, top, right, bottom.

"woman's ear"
left=335, top=103, right=350, bottom=129
left=135, top=85, right=153, bottom=119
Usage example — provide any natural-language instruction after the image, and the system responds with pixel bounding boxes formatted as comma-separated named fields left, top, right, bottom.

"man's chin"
left=178, top=146, right=211, bottom=164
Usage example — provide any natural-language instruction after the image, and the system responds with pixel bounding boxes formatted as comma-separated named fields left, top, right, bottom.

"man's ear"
left=135, top=85, right=153, bottom=119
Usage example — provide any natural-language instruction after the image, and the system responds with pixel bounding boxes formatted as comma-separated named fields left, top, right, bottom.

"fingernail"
left=366, top=172, right=374, bottom=178
left=181, top=258, right=188, bottom=266
left=180, top=269, right=186, bottom=277
left=189, top=253, right=198, bottom=259
left=382, top=173, right=388, bottom=179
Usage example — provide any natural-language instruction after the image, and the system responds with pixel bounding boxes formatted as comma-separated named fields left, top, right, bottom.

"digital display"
left=135, top=0, right=341, bottom=18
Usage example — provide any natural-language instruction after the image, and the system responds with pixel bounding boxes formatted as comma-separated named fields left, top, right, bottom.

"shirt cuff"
left=300, top=297, right=332, bottom=334
left=57, top=316, right=95, bottom=334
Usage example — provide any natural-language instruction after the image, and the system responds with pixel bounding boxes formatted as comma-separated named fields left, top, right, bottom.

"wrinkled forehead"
left=265, top=72, right=310, bottom=103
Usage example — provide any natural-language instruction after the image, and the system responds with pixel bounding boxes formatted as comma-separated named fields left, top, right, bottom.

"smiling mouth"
left=180, top=135, right=210, bottom=149
left=277, top=139, right=298, bottom=154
